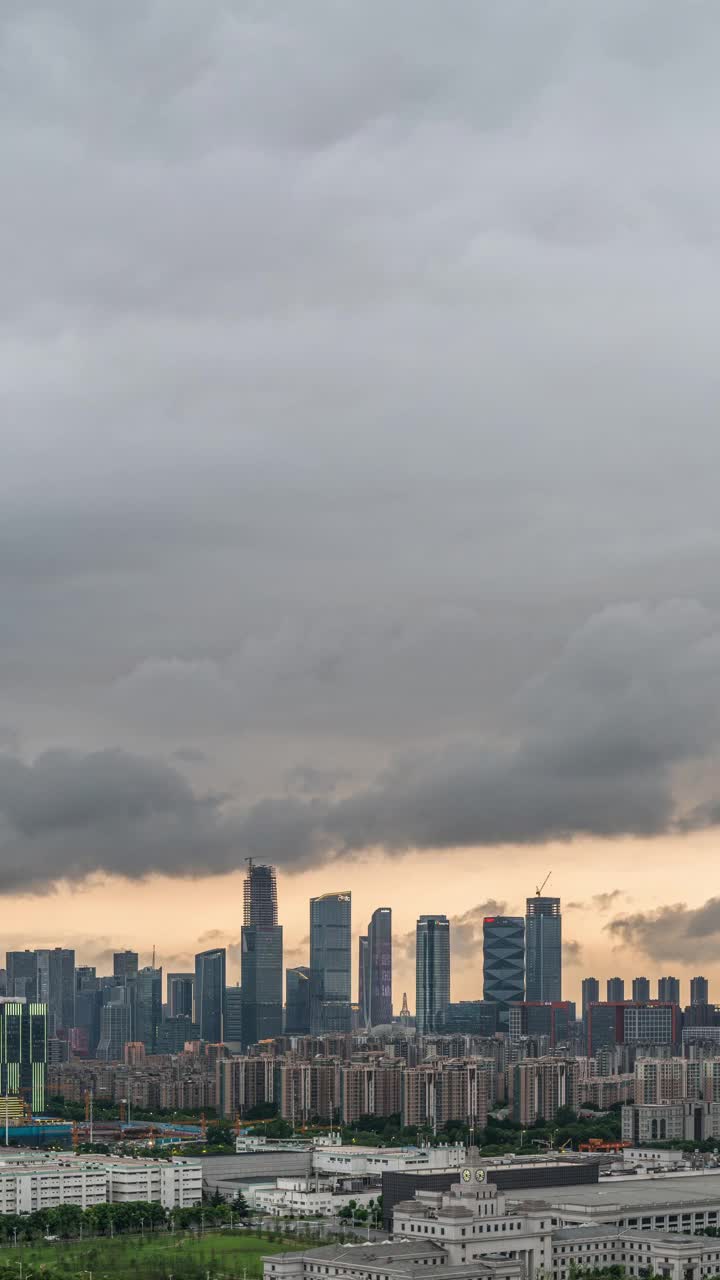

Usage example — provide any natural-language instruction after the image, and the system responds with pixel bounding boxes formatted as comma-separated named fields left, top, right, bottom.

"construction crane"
left=535, top=871, right=552, bottom=896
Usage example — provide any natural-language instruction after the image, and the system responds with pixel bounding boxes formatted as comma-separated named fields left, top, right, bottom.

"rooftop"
left=509, top=1170, right=720, bottom=1212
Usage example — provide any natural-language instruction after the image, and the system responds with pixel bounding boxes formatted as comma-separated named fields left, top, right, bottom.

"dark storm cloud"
left=5, top=600, right=720, bottom=889
left=606, top=899, right=720, bottom=964
left=3, top=4, right=720, bottom=889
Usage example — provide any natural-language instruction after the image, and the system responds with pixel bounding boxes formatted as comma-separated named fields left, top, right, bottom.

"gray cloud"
left=563, top=939, right=584, bottom=966
left=606, top=898, right=720, bottom=964
left=2, top=4, right=720, bottom=891
left=5, top=600, right=720, bottom=889
left=568, top=890, right=624, bottom=912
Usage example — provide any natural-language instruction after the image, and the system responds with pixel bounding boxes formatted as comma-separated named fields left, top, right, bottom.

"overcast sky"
left=2, top=1, right=720, bottom=1001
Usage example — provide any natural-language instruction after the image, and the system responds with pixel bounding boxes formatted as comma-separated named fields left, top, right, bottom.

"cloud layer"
left=2, top=5, right=720, bottom=896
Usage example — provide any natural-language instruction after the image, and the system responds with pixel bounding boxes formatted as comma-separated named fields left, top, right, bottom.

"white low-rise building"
left=313, top=1144, right=466, bottom=1178
left=253, top=1177, right=376, bottom=1218
left=0, top=1152, right=201, bottom=1214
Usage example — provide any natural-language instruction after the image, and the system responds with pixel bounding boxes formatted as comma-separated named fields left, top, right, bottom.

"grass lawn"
left=0, top=1230, right=306, bottom=1279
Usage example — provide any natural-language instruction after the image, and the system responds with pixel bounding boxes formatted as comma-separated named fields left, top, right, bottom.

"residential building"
left=525, top=897, right=561, bottom=1002
left=632, top=977, right=650, bottom=1002
left=691, top=976, right=710, bottom=1006
left=241, top=862, right=283, bottom=1047
left=338, top=1062, right=402, bottom=1124
left=658, top=976, right=681, bottom=1005
left=581, top=978, right=599, bottom=1016
left=401, top=1059, right=491, bottom=1130
left=416, top=916, right=450, bottom=1037
left=194, top=948, right=226, bottom=1043
left=511, top=1057, right=579, bottom=1124
left=310, top=894, right=352, bottom=1035
left=606, top=977, right=625, bottom=1002
left=483, top=917, right=524, bottom=1029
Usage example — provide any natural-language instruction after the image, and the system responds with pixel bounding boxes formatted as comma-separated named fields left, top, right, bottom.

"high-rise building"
left=632, top=977, right=650, bottom=1003
left=6, top=952, right=37, bottom=1002
left=285, top=966, right=311, bottom=1035
left=509, top=1001, right=573, bottom=1046
left=310, top=893, right=352, bottom=1034
left=525, top=896, right=561, bottom=1001
left=241, top=862, right=283, bottom=1047
left=194, top=948, right=226, bottom=1043
left=415, top=915, right=450, bottom=1036
left=134, top=966, right=162, bottom=1052
left=224, top=984, right=243, bottom=1049
left=167, top=973, right=194, bottom=1020
left=581, top=977, right=599, bottom=1015
left=113, top=951, right=139, bottom=983
left=368, top=907, right=392, bottom=1027
left=0, top=1000, right=47, bottom=1113
left=607, top=977, right=625, bottom=1002
left=358, top=936, right=370, bottom=1027
left=658, top=976, right=681, bottom=1005
left=691, top=976, right=710, bottom=1006
left=483, top=916, right=524, bottom=1028
left=97, top=987, right=132, bottom=1061
left=439, top=1001, right=498, bottom=1036
left=587, top=1001, right=679, bottom=1057
left=35, top=949, right=75, bottom=1036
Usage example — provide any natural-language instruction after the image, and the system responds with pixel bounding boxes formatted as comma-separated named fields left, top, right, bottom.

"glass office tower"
left=483, top=916, right=524, bottom=1029
left=310, top=893, right=351, bottom=1034
left=415, top=915, right=450, bottom=1036
left=241, top=861, right=283, bottom=1047
left=194, top=948, right=226, bottom=1043
left=525, top=896, right=562, bottom=1001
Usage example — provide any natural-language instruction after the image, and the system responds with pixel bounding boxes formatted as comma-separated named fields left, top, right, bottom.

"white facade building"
left=0, top=1153, right=201, bottom=1214
left=313, top=1144, right=466, bottom=1177
left=253, top=1177, right=376, bottom=1218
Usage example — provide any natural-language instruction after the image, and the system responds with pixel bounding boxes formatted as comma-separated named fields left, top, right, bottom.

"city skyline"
left=3, top=849, right=719, bottom=1010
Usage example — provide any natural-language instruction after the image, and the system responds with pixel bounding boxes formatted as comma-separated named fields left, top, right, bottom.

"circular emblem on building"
left=475, top=1169, right=486, bottom=1183
left=461, top=1168, right=472, bottom=1183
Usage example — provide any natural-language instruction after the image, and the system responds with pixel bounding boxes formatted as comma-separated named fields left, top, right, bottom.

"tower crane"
left=535, top=871, right=552, bottom=896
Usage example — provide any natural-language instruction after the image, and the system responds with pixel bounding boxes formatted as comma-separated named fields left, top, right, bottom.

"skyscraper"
left=310, top=893, right=352, bottom=1034
left=581, top=977, right=599, bottom=1014
left=134, top=966, right=162, bottom=1052
left=97, top=987, right=132, bottom=1061
left=241, top=862, right=283, bottom=1047
left=415, top=915, right=450, bottom=1036
left=113, top=951, right=139, bottom=983
left=525, top=896, right=561, bottom=1001
left=6, top=952, right=37, bottom=1001
left=35, top=949, right=75, bottom=1036
left=194, top=948, right=226, bottom=1043
left=368, top=907, right=392, bottom=1027
left=286, top=966, right=311, bottom=1034
left=167, top=973, right=195, bottom=1019
left=691, top=976, right=710, bottom=1005
left=632, top=977, right=650, bottom=1003
left=658, top=976, right=680, bottom=1005
left=606, top=977, right=625, bottom=1002
left=358, top=936, right=370, bottom=1026
left=0, top=1000, right=47, bottom=1112
left=483, top=917, right=524, bottom=1028
left=224, top=984, right=243, bottom=1049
